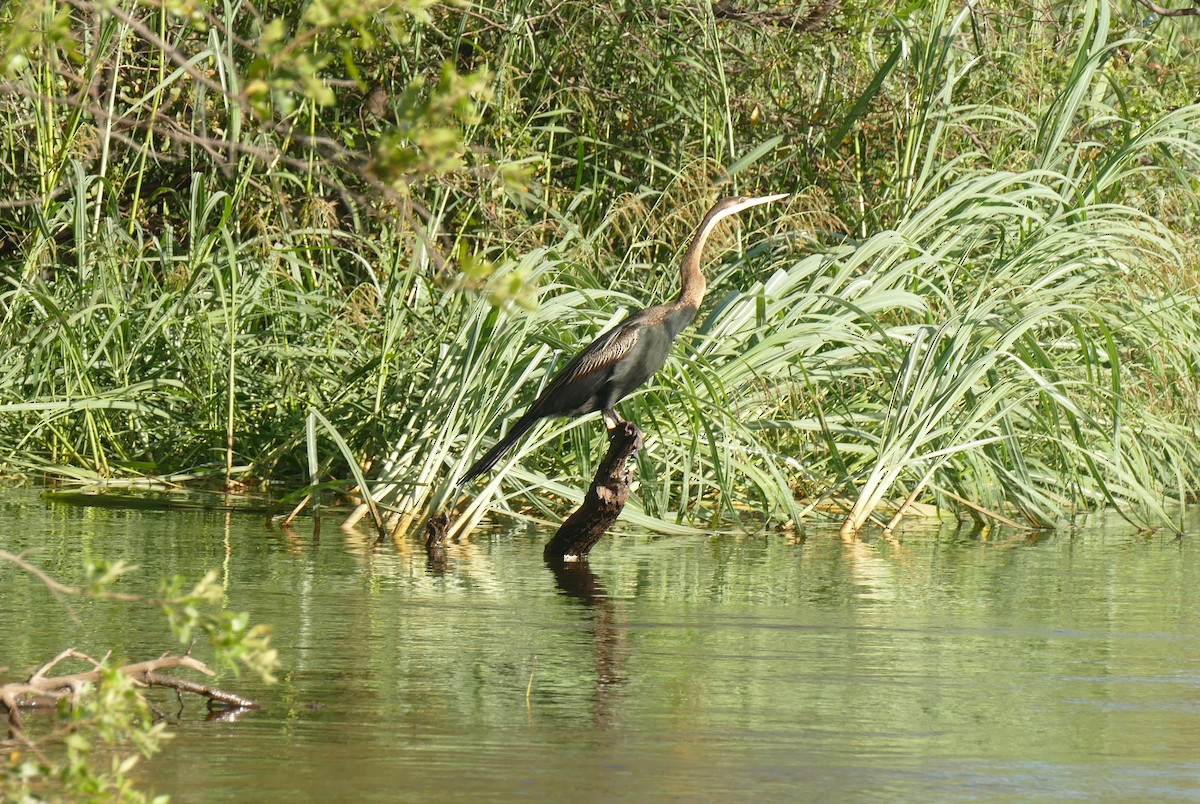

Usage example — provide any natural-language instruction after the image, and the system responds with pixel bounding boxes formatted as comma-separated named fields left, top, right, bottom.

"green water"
left=2, top=488, right=1198, bottom=801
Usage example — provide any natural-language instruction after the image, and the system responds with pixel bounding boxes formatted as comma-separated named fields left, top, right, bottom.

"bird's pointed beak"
left=746, top=192, right=789, bottom=207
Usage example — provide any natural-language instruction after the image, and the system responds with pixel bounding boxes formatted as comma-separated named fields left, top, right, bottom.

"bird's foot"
left=602, top=409, right=625, bottom=431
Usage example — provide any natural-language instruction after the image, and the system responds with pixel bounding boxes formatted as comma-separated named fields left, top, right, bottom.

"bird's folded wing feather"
left=546, top=322, right=642, bottom=392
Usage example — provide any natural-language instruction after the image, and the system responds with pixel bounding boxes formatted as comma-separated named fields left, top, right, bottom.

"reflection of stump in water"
left=547, top=555, right=608, bottom=603
left=424, top=510, right=451, bottom=570
left=546, top=557, right=626, bottom=727
left=544, top=421, right=643, bottom=561
left=542, top=423, right=640, bottom=725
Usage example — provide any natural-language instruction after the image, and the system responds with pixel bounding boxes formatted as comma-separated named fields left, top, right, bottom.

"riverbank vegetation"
left=1, top=0, right=1198, bottom=534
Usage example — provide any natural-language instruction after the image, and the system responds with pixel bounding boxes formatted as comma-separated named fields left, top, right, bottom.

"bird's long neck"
left=674, top=204, right=730, bottom=312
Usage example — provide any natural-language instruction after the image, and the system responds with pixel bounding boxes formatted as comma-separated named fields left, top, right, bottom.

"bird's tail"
left=458, top=412, right=541, bottom=485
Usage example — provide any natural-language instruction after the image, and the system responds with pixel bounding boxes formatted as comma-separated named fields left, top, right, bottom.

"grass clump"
left=0, top=0, right=1198, bottom=535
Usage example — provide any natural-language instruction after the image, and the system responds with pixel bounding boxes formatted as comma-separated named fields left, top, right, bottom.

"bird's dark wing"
left=460, top=321, right=643, bottom=484
left=561, top=324, right=642, bottom=385
left=529, top=319, right=644, bottom=416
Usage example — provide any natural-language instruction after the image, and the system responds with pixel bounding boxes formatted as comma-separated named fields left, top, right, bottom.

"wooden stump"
left=424, top=510, right=450, bottom=552
left=544, top=421, right=643, bottom=561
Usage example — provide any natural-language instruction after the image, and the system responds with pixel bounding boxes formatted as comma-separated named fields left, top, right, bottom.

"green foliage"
left=159, top=571, right=279, bottom=682
left=57, top=666, right=171, bottom=803
left=244, top=0, right=467, bottom=125
left=83, top=559, right=139, bottom=595
left=0, top=0, right=78, bottom=76
left=371, top=62, right=493, bottom=186
left=8, top=664, right=171, bottom=803
left=0, top=0, right=1198, bottom=533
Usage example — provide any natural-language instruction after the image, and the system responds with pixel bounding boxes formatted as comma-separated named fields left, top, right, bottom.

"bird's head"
left=693, top=193, right=789, bottom=243
left=676, top=193, right=788, bottom=306
left=704, top=193, right=789, bottom=229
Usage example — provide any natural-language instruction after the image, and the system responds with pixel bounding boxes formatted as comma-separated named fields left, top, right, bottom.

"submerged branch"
left=3, top=651, right=260, bottom=739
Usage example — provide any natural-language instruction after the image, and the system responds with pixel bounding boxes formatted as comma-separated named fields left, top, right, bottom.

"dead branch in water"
left=2, top=649, right=260, bottom=740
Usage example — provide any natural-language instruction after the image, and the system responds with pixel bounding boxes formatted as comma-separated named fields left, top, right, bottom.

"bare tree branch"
left=0, top=550, right=139, bottom=602
left=1132, top=0, right=1200, bottom=16
left=3, top=651, right=260, bottom=740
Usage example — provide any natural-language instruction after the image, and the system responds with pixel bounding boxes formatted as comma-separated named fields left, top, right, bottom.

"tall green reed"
left=2, top=0, right=1198, bottom=540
